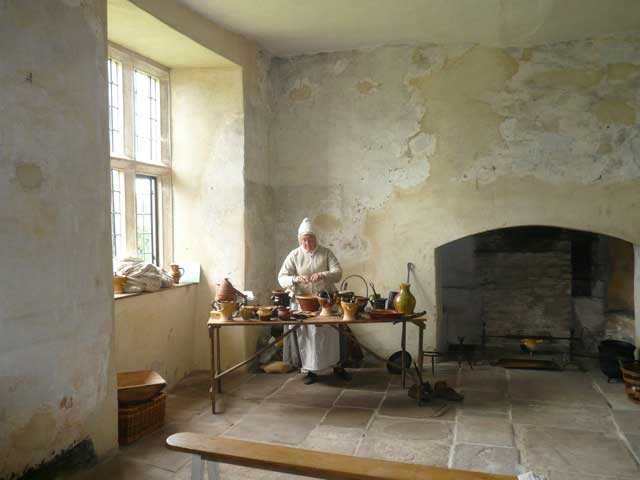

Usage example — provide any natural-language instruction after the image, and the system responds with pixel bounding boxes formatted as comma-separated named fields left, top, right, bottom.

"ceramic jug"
left=393, top=283, right=416, bottom=315
left=170, top=264, right=184, bottom=284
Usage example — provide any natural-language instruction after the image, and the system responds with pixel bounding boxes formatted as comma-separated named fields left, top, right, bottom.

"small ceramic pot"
left=341, top=301, right=359, bottom=321
left=277, top=306, right=291, bottom=321
left=113, top=275, right=127, bottom=294
left=354, top=296, right=369, bottom=312
left=370, top=297, right=387, bottom=309
left=239, top=306, right=257, bottom=321
left=257, top=306, right=274, bottom=321
left=271, top=290, right=290, bottom=307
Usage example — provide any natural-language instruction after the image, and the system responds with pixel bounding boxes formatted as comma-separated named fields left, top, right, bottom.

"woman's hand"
left=309, top=272, right=324, bottom=283
left=295, top=275, right=310, bottom=284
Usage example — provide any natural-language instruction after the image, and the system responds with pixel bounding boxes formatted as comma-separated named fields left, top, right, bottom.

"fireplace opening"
left=436, top=226, right=635, bottom=359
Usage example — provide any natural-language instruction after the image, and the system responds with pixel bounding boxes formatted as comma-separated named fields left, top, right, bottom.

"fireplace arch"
left=434, top=225, right=636, bottom=355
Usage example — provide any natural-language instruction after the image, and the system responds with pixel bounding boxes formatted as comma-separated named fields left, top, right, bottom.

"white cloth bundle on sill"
left=114, top=257, right=173, bottom=293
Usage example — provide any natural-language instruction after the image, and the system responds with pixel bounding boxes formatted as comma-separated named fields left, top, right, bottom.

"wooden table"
left=207, top=314, right=429, bottom=413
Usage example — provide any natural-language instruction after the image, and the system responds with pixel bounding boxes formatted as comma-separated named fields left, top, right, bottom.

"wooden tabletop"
left=208, top=314, right=429, bottom=327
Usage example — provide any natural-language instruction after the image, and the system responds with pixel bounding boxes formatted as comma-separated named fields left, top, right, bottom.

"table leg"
left=209, top=326, right=216, bottom=414
left=292, top=324, right=302, bottom=371
left=216, top=327, right=222, bottom=393
left=401, top=320, right=407, bottom=388
left=418, top=323, right=424, bottom=405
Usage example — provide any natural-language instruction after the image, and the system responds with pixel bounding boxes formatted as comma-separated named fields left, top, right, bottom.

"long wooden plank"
left=166, top=433, right=516, bottom=480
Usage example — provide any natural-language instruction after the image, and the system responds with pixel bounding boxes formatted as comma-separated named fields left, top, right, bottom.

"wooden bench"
left=166, top=433, right=518, bottom=480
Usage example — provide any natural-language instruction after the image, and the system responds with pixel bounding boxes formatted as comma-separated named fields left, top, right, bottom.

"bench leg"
left=191, top=455, right=204, bottom=480
left=206, top=460, right=220, bottom=479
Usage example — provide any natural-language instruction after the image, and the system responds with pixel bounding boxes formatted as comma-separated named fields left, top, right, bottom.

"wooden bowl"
left=296, top=294, right=320, bottom=312
left=117, top=370, right=166, bottom=405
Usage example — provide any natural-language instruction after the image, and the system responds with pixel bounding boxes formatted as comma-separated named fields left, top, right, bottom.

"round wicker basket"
left=620, top=360, right=640, bottom=404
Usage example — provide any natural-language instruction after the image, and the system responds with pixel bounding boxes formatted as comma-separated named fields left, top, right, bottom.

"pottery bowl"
left=296, top=295, right=320, bottom=312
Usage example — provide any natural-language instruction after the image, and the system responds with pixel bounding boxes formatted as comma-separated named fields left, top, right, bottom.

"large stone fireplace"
left=437, top=226, right=635, bottom=354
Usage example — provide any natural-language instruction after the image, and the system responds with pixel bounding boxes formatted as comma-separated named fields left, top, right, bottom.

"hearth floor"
left=73, top=362, right=640, bottom=480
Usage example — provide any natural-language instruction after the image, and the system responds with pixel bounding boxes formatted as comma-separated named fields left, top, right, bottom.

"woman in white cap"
left=278, top=217, right=350, bottom=384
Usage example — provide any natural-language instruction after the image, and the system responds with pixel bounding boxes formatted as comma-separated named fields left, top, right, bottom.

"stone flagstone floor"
left=73, top=362, right=640, bottom=480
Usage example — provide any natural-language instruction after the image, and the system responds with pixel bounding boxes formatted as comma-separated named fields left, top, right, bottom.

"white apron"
left=278, top=245, right=342, bottom=372
left=297, top=324, right=340, bottom=372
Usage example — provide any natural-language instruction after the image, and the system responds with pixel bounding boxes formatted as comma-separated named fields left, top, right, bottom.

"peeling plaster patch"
left=314, top=213, right=342, bottom=232
left=527, top=68, right=603, bottom=89
left=15, top=163, right=43, bottom=190
left=607, top=63, right=640, bottom=81
left=356, top=79, right=380, bottom=95
left=409, top=132, right=435, bottom=156
left=408, top=46, right=518, bottom=177
left=288, top=79, right=314, bottom=102
left=593, top=97, right=636, bottom=125
left=332, top=58, right=350, bottom=75
left=411, top=46, right=434, bottom=68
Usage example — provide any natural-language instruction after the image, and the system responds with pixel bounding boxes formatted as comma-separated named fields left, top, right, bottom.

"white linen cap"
left=297, top=217, right=315, bottom=237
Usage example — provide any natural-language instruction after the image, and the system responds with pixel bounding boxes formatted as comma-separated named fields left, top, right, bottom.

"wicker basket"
left=620, top=361, right=640, bottom=404
left=118, top=392, right=166, bottom=445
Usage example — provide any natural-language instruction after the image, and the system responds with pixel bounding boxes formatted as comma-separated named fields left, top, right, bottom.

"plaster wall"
left=171, top=68, right=249, bottom=370
left=270, top=36, right=640, bottom=357
left=134, top=0, right=275, bottom=372
left=114, top=285, right=198, bottom=388
left=0, top=1, right=117, bottom=477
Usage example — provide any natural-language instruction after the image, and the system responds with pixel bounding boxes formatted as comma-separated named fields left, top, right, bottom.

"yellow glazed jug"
left=393, top=283, right=416, bottom=315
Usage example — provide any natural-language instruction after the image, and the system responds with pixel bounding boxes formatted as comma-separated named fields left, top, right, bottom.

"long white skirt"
left=296, top=324, right=340, bottom=372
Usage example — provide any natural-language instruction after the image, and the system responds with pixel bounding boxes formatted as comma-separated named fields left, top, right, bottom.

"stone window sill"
left=114, top=282, right=198, bottom=301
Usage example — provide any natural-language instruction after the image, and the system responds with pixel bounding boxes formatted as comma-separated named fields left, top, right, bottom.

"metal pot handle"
left=339, top=274, right=369, bottom=298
